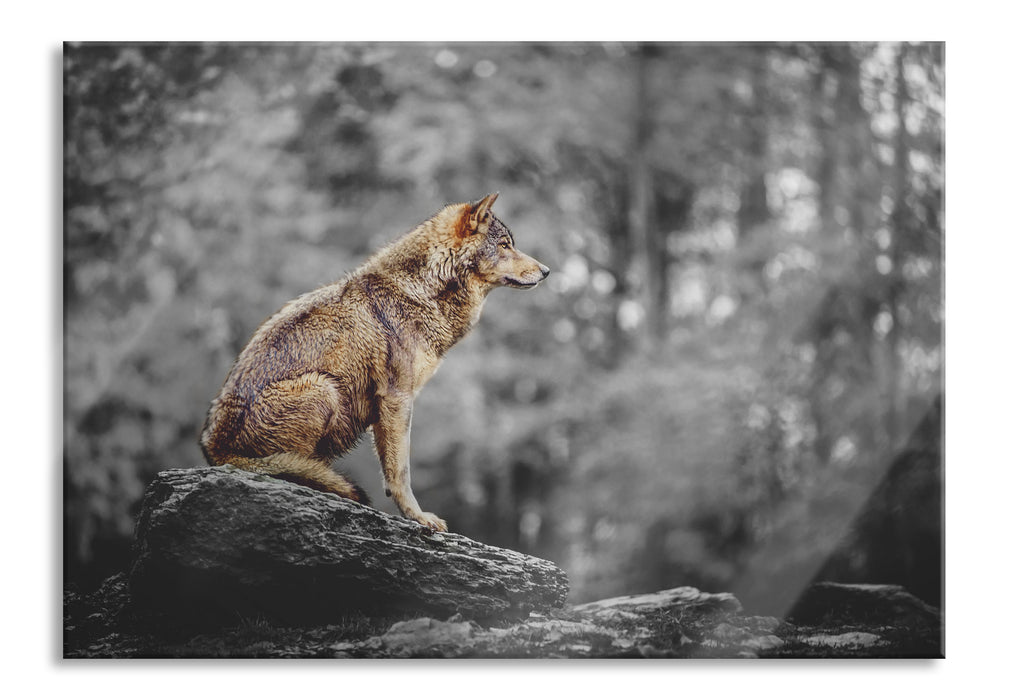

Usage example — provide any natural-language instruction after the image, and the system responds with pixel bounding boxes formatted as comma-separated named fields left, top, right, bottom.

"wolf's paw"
left=415, top=511, right=448, bottom=532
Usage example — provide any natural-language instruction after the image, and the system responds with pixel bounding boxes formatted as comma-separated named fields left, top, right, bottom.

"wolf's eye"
left=498, top=240, right=511, bottom=249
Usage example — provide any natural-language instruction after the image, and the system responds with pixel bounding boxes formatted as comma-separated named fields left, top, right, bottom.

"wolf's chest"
left=412, top=350, right=443, bottom=396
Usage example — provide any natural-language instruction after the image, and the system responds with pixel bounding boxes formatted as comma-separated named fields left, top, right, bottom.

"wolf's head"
left=452, top=192, right=550, bottom=291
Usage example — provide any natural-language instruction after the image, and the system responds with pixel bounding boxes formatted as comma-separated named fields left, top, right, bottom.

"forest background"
left=63, top=42, right=943, bottom=617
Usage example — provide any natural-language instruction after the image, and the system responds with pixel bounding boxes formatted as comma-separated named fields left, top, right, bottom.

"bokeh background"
left=63, top=42, right=943, bottom=616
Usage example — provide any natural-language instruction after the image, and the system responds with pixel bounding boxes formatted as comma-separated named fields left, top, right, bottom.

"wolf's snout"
left=539, top=265, right=550, bottom=279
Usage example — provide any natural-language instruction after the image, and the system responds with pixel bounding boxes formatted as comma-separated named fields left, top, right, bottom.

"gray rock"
left=787, top=582, right=941, bottom=628
left=571, top=586, right=742, bottom=620
left=801, top=632, right=884, bottom=649
left=128, top=467, right=568, bottom=624
left=337, top=586, right=752, bottom=658
left=65, top=467, right=942, bottom=658
left=68, top=570, right=942, bottom=658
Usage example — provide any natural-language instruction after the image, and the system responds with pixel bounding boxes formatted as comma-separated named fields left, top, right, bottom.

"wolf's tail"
left=220, top=453, right=371, bottom=506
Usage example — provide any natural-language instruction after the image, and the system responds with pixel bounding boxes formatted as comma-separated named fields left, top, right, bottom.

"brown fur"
left=200, top=194, right=549, bottom=531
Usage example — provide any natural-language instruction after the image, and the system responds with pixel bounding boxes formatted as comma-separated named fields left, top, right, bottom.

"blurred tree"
left=63, top=43, right=943, bottom=610
left=884, top=42, right=912, bottom=444
left=627, top=43, right=665, bottom=347
left=736, top=45, right=773, bottom=240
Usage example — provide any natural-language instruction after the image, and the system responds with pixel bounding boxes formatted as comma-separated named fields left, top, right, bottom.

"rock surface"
left=65, top=579, right=942, bottom=658
left=129, top=467, right=567, bottom=624
left=788, top=581, right=941, bottom=627
left=64, top=466, right=942, bottom=658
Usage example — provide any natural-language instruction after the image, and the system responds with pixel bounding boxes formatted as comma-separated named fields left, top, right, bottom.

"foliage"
left=63, top=42, right=943, bottom=611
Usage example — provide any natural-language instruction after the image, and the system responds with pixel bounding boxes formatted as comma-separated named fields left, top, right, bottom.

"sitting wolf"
left=200, top=193, right=549, bottom=531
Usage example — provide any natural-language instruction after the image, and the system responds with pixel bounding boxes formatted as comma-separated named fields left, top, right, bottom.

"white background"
left=4, top=2, right=1001, bottom=696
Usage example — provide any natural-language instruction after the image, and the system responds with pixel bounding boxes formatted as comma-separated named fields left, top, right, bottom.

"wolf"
left=200, top=193, right=549, bottom=531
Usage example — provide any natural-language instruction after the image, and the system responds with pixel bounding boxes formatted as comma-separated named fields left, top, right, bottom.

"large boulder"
left=330, top=584, right=941, bottom=659
left=63, top=466, right=942, bottom=658
left=787, top=581, right=941, bottom=628
left=128, top=467, right=568, bottom=624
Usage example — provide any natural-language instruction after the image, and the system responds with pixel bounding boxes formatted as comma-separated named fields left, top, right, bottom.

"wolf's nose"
left=540, top=265, right=550, bottom=278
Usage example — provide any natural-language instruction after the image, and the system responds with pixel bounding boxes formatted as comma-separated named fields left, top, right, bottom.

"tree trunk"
left=885, top=43, right=911, bottom=444
left=627, top=43, right=666, bottom=347
left=738, top=48, right=772, bottom=239
left=813, top=48, right=841, bottom=230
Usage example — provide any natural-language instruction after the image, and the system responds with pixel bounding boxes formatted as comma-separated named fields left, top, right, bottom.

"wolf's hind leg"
left=224, top=453, right=370, bottom=505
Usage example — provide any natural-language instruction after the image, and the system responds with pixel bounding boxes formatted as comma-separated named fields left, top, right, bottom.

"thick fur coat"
left=200, top=194, right=549, bottom=531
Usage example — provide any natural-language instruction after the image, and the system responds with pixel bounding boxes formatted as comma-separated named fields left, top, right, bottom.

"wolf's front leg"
left=373, top=393, right=447, bottom=532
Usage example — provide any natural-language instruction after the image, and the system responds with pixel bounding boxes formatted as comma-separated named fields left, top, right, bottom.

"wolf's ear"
left=467, top=192, right=499, bottom=230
